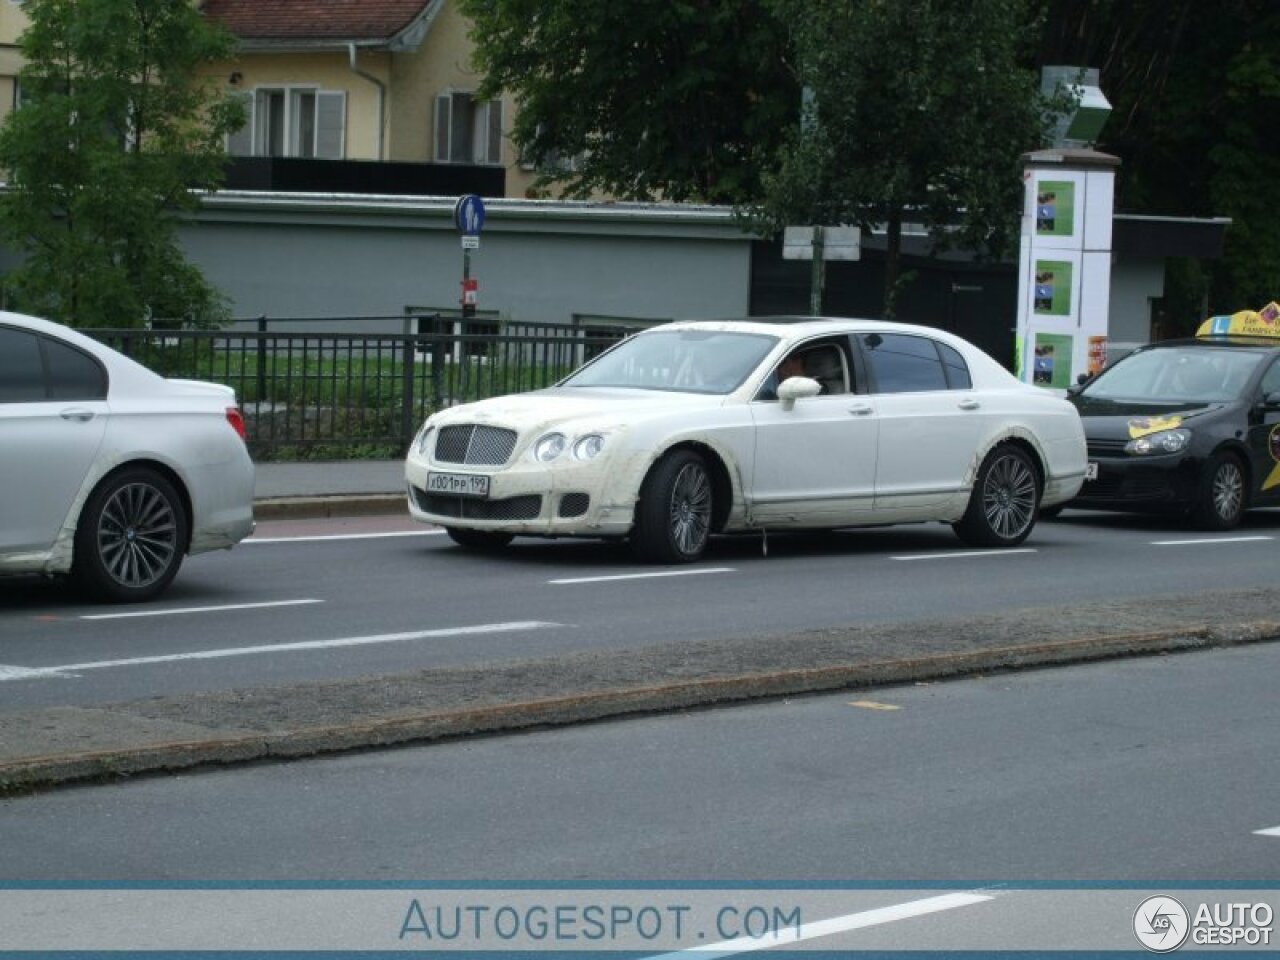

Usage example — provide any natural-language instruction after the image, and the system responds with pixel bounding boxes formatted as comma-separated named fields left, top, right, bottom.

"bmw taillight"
left=226, top=406, right=247, bottom=441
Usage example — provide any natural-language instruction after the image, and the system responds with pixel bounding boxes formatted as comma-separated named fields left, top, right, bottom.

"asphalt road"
left=3, top=641, right=1277, bottom=882
left=4, top=509, right=1280, bottom=709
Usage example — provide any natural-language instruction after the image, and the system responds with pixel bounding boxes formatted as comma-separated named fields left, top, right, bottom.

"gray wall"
left=1107, top=257, right=1166, bottom=354
left=179, top=194, right=754, bottom=329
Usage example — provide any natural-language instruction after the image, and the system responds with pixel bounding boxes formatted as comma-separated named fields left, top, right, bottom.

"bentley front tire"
left=632, top=450, right=712, bottom=563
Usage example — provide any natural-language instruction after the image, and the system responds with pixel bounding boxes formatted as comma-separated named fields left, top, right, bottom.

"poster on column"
left=1033, top=258, right=1075, bottom=318
left=1029, top=172, right=1085, bottom=250
left=1032, top=332, right=1074, bottom=389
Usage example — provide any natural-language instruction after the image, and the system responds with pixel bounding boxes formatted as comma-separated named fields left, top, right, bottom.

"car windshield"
left=1081, top=345, right=1264, bottom=404
left=562, top=329, right=779, bottom=394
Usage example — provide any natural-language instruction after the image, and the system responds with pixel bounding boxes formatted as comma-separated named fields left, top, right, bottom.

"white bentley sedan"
left=0, top=312, right=256, bottom=602
left=406, top=318, right=1086, bottom=562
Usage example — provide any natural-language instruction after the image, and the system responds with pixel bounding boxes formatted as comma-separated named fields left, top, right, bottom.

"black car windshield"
left=1082, top=346, right=1265, bottom=404
left=562, top=329, right=779, bottom=395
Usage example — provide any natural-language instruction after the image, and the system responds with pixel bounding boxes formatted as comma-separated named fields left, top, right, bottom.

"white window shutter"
left=434, top=93, right=451, bottom=162
left=486, top=98, right=503, bottom=165
left=315, top=91, right=345, bottom=159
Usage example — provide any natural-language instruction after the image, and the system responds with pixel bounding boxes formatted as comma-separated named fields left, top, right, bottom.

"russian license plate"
left=427, top=472, right=490, bottom=498
left=1085, top=462, right=1099, bottom=481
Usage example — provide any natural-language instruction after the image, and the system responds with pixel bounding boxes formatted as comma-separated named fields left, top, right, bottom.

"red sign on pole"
left=461, top=278, right=478, bottom=307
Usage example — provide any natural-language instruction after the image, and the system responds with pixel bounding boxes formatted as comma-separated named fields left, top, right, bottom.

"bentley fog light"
left=1125, top=428, right=1191, bottom=455
left=573, top=434, right=606, bottom=460
left=534, top=432, right=567, bottom=462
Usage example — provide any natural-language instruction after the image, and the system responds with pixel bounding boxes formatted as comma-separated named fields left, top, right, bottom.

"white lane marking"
left=247, top=530, right=445, bottom=544
left=893, top=549, right=1036, bottom=562
left=1253, top=826, right=1280, bottom=837
left=0, top=621, right=562, bottom=681
left=643, top=891, right=993, bottom=959
left=81, top=599, right=323, bottom=621
left=1152, top=536, right=1273, bottom=546
left=550, top=568, right=736, bottom=585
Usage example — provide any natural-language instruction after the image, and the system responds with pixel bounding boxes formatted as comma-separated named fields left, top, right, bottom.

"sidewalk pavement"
left=253, top=459, right=407, bottom=520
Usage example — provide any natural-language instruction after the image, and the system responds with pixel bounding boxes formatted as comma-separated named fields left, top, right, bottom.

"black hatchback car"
left=1063, top=333, right=1280, bottom=529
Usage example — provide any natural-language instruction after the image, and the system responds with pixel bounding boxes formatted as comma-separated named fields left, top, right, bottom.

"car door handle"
left=60, top=408, right=96, bottom=422
left=848, top=403, right=874, bottom=416
left=957, top=399, right=981, bottom=410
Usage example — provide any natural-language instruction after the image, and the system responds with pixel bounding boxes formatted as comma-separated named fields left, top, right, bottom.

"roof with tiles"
left=202, top=0, right=432, bottom=44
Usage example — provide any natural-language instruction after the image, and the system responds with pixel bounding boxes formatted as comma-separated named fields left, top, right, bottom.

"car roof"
left=656, top=315, right=963, bottom=341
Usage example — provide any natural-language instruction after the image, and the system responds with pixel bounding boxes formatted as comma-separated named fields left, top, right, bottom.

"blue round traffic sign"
left=454, top=194, right=486, bottom=235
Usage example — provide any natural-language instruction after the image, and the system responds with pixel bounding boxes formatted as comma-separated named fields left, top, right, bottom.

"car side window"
left=756, top=341, right=853, bottom=401
left=44, top=336, right=107, bottom=400
left=1260, top=358, right=1280, bottom=399
left=858, top=333, right=949, bottom=393
left=938, top=342, right=972, bottom=389
left=0, top=327, right=47, bottom=402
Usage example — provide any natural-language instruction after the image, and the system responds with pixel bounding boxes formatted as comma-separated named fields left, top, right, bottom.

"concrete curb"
left=4, top=620, right=1275, bottom=794
left=253, top=494, right=406, bottom=521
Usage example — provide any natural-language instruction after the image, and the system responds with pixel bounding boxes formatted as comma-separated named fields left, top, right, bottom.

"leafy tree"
left=0, top=0, right=244, bottom=328
left=754, top=0, right=1056, bottom=316
left=1037, top=0, right=1279, bottom=317
left=459, top=0, right=799, bottom=204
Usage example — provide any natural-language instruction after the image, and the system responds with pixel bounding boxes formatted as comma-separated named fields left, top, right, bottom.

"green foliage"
left=754, top=0, right=1054, bottom=315
left=1038, top=0, right=1280, bottom=313
left=459, top=0, right=798, bottom=203
left=0, top=0, right=243, bottom=328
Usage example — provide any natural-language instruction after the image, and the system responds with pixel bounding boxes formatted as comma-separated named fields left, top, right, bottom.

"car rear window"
left=44, top=336, right=107, bottom=400
left=0, top=327, right=46, bottom=402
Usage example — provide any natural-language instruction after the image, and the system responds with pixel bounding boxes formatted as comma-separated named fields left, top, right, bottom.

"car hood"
left=431, top=387, right=725, bottom=433
left=1069, top=395, right=1229, bottom=439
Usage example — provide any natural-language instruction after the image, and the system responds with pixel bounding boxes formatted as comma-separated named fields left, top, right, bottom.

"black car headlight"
left=1125, top=428, right=1191, bottom=455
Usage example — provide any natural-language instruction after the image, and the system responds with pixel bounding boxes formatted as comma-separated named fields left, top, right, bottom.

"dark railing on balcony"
left=89, top=316, right=643, bottom=460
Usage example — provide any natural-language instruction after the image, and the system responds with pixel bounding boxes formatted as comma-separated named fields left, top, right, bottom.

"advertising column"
left=1014, top=149, right=1119, bottom=388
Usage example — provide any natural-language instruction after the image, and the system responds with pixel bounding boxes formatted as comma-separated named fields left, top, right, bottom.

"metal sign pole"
left=809, top=225, right=825, bottom=316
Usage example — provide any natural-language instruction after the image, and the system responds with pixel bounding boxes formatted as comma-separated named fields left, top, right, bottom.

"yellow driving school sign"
left=1196, top=301, right=1280, bottom=338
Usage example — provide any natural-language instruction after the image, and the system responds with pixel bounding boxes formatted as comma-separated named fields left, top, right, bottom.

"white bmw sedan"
left=406, top=318, right=1086, bottom=562
left=0, top=312, right=255, bottom=602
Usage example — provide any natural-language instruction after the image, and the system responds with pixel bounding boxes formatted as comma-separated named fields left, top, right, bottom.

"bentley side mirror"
left=777, top=376, right=821, bottom=411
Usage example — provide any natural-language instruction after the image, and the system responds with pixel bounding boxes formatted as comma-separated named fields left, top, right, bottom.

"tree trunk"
left=882, top=210, right=902, bottom=319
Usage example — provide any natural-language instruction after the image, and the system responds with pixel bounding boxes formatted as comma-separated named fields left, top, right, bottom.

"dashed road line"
left=247, top=530, right=444, bottom=544
left=81, top=599, right=323, bottom=621
left=549, top=568, right=736, bottom=585
left=893, top=549, right=1036, bottom=562
left=1152, top=536, right=1273, bottom=546
left=0, top=620, right=563, bottom=681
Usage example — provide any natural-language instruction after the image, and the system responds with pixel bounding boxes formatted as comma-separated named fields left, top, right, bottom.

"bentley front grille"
left=434, top=425, right=518, bottom=466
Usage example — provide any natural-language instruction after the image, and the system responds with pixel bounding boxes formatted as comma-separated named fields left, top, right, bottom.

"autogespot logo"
left=1134, top=895, right=1190, bottom=953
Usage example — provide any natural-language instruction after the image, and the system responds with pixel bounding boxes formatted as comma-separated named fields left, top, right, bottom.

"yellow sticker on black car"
left=1265, top=424, right=1280, bottom=492
left=1128, top=416, right=1183, bottom=439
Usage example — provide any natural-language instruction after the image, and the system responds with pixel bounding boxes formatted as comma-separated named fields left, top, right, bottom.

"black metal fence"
left=90, top=316, right=642, bottom=460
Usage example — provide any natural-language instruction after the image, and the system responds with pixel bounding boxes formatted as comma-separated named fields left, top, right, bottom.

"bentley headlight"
left=573, top=434, right=606, bottom=460
left=533, top=432, right=568, bottom=462
left=414, top=424, right=434, bottom=457
left=1125, top=428, right=1191, bottom=455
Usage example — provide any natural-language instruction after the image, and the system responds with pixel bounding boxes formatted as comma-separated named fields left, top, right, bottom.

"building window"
left=226, top=87, right=346, bottom=159
left=434, top=91, right=502, bottom=165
